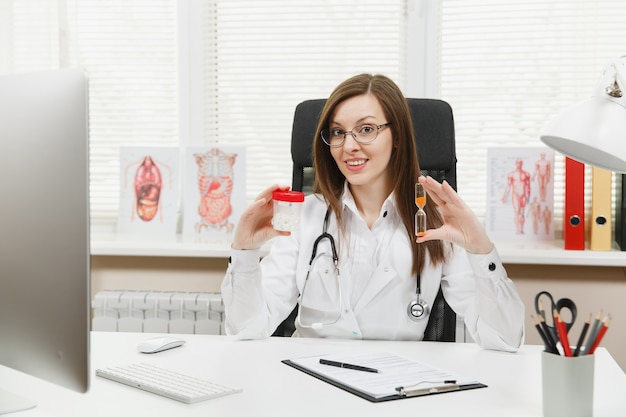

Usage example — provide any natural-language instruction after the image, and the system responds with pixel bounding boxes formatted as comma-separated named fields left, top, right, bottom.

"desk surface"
left=2, top=332, right=625, bottom=416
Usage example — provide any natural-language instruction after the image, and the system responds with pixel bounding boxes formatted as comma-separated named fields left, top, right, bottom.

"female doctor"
left=221, top=74, right=524, bottom=352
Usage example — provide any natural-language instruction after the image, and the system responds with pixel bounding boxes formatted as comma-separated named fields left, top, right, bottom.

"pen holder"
left=541, top=351, right=594, bottom=417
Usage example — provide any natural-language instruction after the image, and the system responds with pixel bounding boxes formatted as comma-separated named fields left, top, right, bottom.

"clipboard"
left=282, top=350, right=487, bottom=403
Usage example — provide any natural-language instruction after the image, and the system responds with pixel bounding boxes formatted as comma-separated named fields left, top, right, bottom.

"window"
left=199, top=1, right=407, bottom=206
left=1, top=0, right=179, bottom=226
left=3, top=0, right=624, bottom=236
left=1, top=0, right=407, bottom=230
left=435, top=0, right=626, bottom=230
left=75, top=0, right=179, bottom=222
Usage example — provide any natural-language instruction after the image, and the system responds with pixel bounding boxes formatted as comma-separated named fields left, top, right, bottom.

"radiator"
left=92, top=290, right=225, bottom=335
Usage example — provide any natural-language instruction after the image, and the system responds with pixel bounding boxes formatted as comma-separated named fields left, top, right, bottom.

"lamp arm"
left=613, top=57, right=626, bottom=94
left=601, top=56, right=626, bottom=100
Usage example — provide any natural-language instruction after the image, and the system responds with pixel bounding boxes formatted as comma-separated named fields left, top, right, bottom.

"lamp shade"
left=540, top=57, right=626, bottom=173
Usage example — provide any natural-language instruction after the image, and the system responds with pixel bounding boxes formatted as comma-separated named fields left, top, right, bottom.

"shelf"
left=90, top=232, right=626, bottom=266
left=90, top=232, right=271, bottom=258
left=91, top=233, right=231, bottom=257
left=495, top=240, right=626, bottom=267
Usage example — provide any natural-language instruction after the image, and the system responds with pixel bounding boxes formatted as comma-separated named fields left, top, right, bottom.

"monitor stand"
left=0, top=389, right=36, bottom=415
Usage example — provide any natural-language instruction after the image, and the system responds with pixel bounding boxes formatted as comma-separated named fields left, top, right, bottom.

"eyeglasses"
left=320, top=122, right=392, bottom=147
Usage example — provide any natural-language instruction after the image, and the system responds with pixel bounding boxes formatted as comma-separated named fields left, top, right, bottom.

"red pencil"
left=587, top=316, right=611, bottom=355
left=554, top=309, right=572, bottom=357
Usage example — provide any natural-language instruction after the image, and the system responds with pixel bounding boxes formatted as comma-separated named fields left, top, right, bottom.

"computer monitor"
left=0, top=68, right=90, bottom=413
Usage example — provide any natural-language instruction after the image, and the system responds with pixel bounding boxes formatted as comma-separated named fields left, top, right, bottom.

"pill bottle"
left=272, top=190, right=305, bottom=232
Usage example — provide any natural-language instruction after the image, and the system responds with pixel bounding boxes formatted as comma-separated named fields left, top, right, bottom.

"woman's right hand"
left=231, top=184, right=292, bottom=250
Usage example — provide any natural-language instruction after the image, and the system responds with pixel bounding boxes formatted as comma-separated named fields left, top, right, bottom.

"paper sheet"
left=287, top=350, right=478, bottom=399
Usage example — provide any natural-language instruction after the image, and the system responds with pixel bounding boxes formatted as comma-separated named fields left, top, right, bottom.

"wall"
left=508, top=263, right=626, bottom=371
left=91, top=256, right=626, bottom=371
left=91, top=256, right=227, bottom=298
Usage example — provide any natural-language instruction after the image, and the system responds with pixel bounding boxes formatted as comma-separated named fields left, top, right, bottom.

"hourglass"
left=415, top=183, right=427, bottom=237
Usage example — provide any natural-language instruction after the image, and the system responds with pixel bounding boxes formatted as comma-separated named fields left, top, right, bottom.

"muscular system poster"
left=486, top=147, right=555, bottom=241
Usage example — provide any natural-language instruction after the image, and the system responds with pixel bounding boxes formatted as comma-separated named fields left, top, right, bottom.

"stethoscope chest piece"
left=407, top=295, right=429, bottom=321
left=407, top=271, right=429, bottom=321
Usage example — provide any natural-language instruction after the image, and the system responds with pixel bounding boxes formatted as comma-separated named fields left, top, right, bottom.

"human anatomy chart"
left=486, top=147, right=555, bottom=241
left=182, top=146, right=246, bottom=243
left=117, top=147, right=179, bottom=236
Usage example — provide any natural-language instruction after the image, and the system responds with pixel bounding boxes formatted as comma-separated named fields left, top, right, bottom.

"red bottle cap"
left=272, top=190, right=305, bottom=202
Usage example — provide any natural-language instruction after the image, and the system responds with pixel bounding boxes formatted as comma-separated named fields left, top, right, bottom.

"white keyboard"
left=96, top=363, right=242, bottom=404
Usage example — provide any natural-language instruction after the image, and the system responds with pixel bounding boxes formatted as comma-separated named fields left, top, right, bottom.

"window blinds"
left=74, top=0, right=178, bottom=222
left=2, top=0, right=406, bottom=226
left=201, top=0, right=406, bottom=203
left=1, top=0, right=179, bottom=225
left=438, top=0, right=626, bottom=228
left=4, top=1, right=624, bottom=234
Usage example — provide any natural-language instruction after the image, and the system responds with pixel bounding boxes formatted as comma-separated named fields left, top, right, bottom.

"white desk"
left=2, top=332, right=625, bottom=416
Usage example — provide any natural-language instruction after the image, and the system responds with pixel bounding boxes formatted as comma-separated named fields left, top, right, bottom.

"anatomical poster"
left=117, top=146, right=180, bottom=236
left=486, top=147, right=555, bottom=241
left=182, top=146, right=246, bottom=244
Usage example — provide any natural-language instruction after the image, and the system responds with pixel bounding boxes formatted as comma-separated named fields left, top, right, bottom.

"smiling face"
left=329, top=93, right=394, bottom=196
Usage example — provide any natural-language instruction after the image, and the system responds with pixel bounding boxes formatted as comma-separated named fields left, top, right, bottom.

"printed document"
left=285, top=350, right=483, bottom=401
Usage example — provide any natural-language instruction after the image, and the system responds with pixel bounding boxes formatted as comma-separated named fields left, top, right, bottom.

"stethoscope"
left=296, top=209, right=342, bottom=330
left=297, top=208, right=429, bottom=329
left=407, top=271, right=429, bottom=321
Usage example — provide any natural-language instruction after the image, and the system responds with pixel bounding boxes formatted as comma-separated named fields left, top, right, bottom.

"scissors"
left=534, top=291, right=577, bottom=341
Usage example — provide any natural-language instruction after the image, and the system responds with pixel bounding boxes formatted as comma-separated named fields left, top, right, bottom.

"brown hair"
left=313, top=74, right=446, bottom=273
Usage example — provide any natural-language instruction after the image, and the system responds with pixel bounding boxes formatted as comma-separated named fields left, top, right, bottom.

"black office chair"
left=273, top=98, right=458, bottom=342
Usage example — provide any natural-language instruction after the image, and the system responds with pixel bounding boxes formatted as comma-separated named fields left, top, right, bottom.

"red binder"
left=563, top=157, right=585, bottom=250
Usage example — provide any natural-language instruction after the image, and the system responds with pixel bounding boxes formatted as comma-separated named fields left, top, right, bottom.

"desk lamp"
left=541, top=56, right=626, bottom=173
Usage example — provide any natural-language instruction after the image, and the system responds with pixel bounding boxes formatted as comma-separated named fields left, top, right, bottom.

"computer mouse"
left=137, top=336, right=186, bottom=354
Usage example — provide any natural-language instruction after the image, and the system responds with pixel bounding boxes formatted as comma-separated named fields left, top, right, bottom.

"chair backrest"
left=274, top=98, right=458, bottom=342
left=291, top=98, right=457, bottom=193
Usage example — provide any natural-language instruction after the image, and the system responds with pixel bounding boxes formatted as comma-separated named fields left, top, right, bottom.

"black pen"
left=319, top=359, right=380, bottom=373
left=573, top=313, right=591, bottom=357
left=531, top=315, right=557, bottom=354
left=536, top=314, right=559, bottom=354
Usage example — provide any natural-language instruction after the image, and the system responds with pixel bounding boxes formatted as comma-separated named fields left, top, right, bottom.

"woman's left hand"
left=416, top=176, right=494, bottom=254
